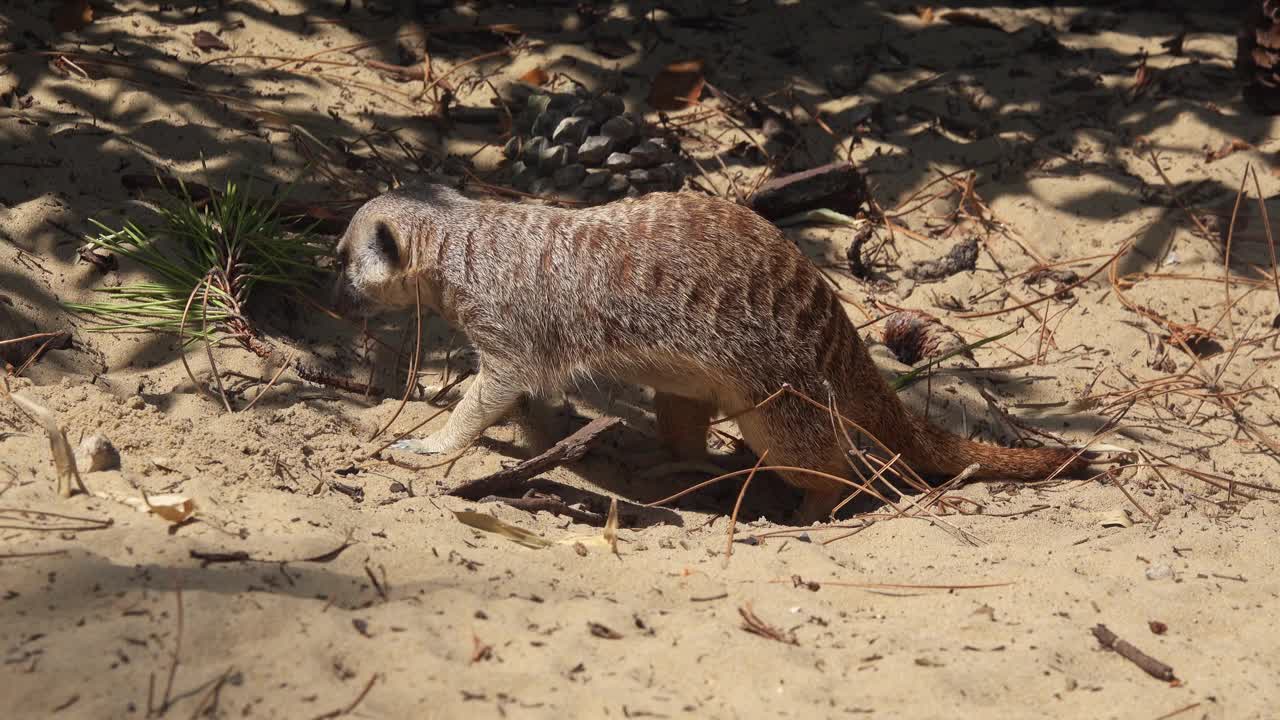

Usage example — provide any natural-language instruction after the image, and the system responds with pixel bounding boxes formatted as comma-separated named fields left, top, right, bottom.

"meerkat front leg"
left=654, top=392, right=714, bottom=461
left=391, top=365, right=524, bottom=455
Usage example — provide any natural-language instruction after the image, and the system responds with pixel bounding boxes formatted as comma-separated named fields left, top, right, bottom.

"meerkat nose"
left=331, top=277, right=354, bottom=316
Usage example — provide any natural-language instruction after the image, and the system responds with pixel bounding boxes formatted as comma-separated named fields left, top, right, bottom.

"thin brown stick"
left=177, top=278, right=220, bottom=407
left=311, top=673, right=379, bottom=720
left=723, top=452, right=766, bottom=567
left=1091, top=623, right=1176, bottom=681
left=241, top=352, right=294, bottom=412
left=1152, top=702, right=1202, bottom=720
left=157, top=584, right=185, bottom=716
left=417, top=44, right=527, bottom=101
left=0, top=331, right=66, bottom=347
left=738, top=604, right=797, bottom=645
left=199, top=281, right=233, bottom=413
left=185, top=666, right=234, bottom=720
left=1146, top=150, right=1215, bottom=240
left=368, top=282, right=424, bottom=442
left=773, top=579, right=1013, bottom=590
left=958, top=240, right=1132, bottom=319
left=1222, top=165, right=1250, bottom=339
left=11, top=334, right=59, bottom=377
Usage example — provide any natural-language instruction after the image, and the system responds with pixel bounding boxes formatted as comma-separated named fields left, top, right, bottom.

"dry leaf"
left=1205, top=139, right=1251, bottom=163
left=8, top=393, right=85, bottom=497
left=454, top=510, right=553, bottom=548
left=519, top=67, right=550, bottom=86
left=647, top=59, right=705, bottom=111
left=1098, top=508, right=1132, bottom=529
left=52, top=0, right=93, bottom=32
left=1130, top=57, right=1153, bottom=99
left=454, top=501, right=621, bottom=552
left=193, top=30, right=230, bottom=53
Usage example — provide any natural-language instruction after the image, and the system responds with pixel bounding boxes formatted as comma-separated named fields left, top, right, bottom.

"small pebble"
left=1145, top=564, right=1174, bottom=581
left=76, top=434, right=120, bottom=472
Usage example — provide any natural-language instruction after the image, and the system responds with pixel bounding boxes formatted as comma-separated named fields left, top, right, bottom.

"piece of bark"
left=1091, top=624, right=1176, bottom=681
left=481, top=491, right=607, bottom=526
left=449, top=416, right=620, bottom=500
left=747, top=162, right=868, bottom=220
left=905, top=236, right=978, bottom=280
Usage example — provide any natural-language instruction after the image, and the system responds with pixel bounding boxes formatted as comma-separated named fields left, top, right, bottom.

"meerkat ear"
left=374, top=221, right=400, bottom=267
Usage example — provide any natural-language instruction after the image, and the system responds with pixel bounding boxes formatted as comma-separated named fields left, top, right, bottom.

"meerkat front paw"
left=390, top=433, right=457, bottom=455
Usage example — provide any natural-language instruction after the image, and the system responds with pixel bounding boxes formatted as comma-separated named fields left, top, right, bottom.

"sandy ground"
left=3, top=1, right=1280, bottom=718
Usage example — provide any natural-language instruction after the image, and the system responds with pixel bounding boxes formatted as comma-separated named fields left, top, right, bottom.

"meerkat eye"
left=374, top=222, right=400, bottom=266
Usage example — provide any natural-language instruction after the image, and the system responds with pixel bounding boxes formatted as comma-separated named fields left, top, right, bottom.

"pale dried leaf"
left=130, top=493, right=198, bottom=523
left=9, top=392, right=84, bottom=497
left=453, top=510, right=553, bottom=549
left=604, top=497, right=619, bottom=555
left=1098, top=508, right=1133, bottom=528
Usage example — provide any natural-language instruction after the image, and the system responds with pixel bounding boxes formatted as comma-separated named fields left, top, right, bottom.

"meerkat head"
left=332, top=196, right=408, bottom=317
left=331, top=183, right=467, bottom=317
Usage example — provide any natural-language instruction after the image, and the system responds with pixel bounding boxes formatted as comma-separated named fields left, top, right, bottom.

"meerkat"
left=332, top=184, right=1093, bottom=521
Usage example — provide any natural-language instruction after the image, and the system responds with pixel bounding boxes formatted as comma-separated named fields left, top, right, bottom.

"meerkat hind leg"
left=510, top=394, right=567, bottom=456
left=736, top=404, right=852, bottom=524
left=653, top=392, right=714, bottom=461
left=391, top=367, right=523, bottom=455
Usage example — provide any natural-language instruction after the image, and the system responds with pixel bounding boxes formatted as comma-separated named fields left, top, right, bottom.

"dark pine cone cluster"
left=501, top=84, right=685, bottom=203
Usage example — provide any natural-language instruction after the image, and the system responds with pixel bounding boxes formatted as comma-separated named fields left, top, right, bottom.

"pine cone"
left=1238, top=0, right=1280, bottom=114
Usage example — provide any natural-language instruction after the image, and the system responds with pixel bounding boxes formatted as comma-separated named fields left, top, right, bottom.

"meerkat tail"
left=906, top=413, right=1087, bottom=480
left=826, top=334, right=1086, bottom=483
left=854, top=369, right=1085, bottom=481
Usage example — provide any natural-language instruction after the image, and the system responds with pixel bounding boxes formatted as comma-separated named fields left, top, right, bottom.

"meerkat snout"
left=331, top=207, right=410, bottom=317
